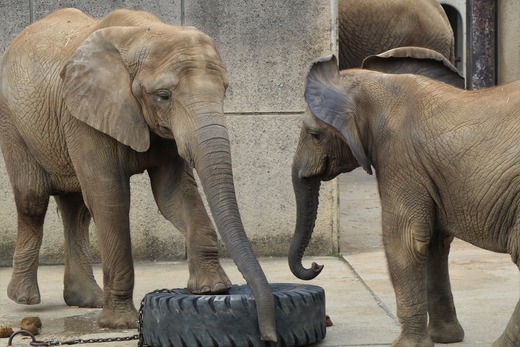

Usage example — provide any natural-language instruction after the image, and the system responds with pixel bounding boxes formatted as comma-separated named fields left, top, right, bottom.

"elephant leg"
left=76, top=173, right=137, bottom=329
left=8, top=190, right=48, bottom=305
left=426, top=233, right=464, bottom=343
left=87, top=188, right=137, bottom=328
left=382, top=209, right=433, bottom=347
left=54, top=193, right=103, bottom=308
left=1, top=134, right=49, bottom=305
left=148, top=162, right=231, bottom=294
left=492, top=250, right=520, bottom=347
left=492, top=298, right=520, bottom=347
left=87, top=187, right=137, bottom=328
left=65, top=124, right=138, bottom=329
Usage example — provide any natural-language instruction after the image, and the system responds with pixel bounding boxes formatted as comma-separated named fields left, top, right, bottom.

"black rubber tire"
left=140, top=283, right=326, bottom=347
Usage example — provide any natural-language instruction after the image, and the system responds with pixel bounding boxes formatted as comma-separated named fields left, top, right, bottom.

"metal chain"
left=8, top=329, right=139, bottom=346
left=137, top=288, right=177, bottom=347
left=137, top=289, right=148, bottom=347
left=8, top=288, right=178, bottom=347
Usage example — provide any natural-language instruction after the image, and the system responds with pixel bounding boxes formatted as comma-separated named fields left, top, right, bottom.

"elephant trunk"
left=289, top=165, right=324, bottom=280
left=179, top=111, right=277, bottom=342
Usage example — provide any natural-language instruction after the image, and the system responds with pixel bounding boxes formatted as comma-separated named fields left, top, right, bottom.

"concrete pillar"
left=497, top=0, right=520, bottom=84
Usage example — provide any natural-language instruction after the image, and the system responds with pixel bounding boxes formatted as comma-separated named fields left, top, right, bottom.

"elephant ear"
left=361, top=46, right=464, bottom=88
left=304, top=55, right=372, bottom=174
left=60, top=27, right=150, bottom=152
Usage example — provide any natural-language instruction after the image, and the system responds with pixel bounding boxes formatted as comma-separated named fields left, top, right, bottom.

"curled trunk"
left=289, top=166, right=324, bottom=280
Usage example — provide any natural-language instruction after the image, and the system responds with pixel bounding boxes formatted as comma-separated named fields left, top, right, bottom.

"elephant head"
left=289, top=49, right=463, bottom=280
left=60, top=25, right=276, bottom=341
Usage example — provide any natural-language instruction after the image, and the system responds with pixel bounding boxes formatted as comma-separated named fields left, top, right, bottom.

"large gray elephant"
left=339, top=0, right=455, bottom=69
left=0, top=8, right=276, bottom=341
left=292, top=53, right=520, bottom=346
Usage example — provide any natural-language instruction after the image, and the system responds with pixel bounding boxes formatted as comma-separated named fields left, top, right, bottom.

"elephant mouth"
left=321, top=156, right=338, bottom=182
left=298, top=156, right=349, bottom=182
left=322, top=174, right=336, bottom=182
left=321, top=156, right=358, bottom=182
left=154, top=125, right=174, bottom=139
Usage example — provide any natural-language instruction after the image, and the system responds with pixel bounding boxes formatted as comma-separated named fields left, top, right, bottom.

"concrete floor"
left=1, top=168, right=519, bottom=346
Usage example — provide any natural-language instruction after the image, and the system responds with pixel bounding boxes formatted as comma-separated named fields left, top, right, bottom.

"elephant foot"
left=8, top=276, right=41, bottom=305
left=428, top=319, right=464, bottom=343
left=97, top=303, right=138, bottom=329
left=391, top=334, right=433, bottom=347
left=492, top=332, right=518, bottom=347
left=187, top=261, right=232, bottom=294
left=64, top=283, right=103, bottom=308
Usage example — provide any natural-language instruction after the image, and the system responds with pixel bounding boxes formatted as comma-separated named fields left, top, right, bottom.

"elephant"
left=291, top=52, right=520, bottom=346
left=339, top=0, right=455, bottom=69
left=289, top=46, right=463, bottom=281
left=0, top=8, right=277, bottom=341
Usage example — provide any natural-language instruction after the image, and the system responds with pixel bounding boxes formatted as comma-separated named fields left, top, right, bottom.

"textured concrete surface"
left=0, top=2, right=30, bottom=55
left=30, top=0, right=183, bottom=24
left=185, top=1, right=331, bottom=113
left=1, top=170, right=518, bottom=346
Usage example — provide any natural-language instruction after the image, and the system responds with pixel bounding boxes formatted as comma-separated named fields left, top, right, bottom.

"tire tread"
left=141, top=283, right=326, bottom=347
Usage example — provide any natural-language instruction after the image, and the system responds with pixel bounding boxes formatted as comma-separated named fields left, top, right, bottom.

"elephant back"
left=338, top=0, right=454, bottom=69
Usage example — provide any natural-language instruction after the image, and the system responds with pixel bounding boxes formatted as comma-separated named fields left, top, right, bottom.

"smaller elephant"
left=338, top=0, right=455, bottom=69
left=290, top=47, right=463, bottom=283
left=292, top=52, right=520, bottom=346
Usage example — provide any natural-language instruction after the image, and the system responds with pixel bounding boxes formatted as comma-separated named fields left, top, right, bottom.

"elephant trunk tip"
left=257, top=306, right=277, bottom=342
left=260, top=332, right=278, bottom=343
left=312, top=261, right=324, bottom=273
left=289, top=259, right=324, bottom=281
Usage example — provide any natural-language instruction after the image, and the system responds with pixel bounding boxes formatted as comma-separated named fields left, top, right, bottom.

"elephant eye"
left=309, top=130, right=321, bottom=142
left=155, top=89, right=172, bottom=101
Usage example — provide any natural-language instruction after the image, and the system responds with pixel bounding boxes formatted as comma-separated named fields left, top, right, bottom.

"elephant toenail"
left=212, top=283, right=226, bottom=293
left=199, top=286, right=211, bottom=293
left=28, top=297, right=40, bottom=305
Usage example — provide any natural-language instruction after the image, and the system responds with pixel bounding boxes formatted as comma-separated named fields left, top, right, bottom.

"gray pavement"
left=1, top=168, right=518, bottom=346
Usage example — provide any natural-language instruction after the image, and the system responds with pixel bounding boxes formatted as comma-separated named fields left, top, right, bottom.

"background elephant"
left=0, top=8, right=276, bottom=341
left=294, top=53, right=520, bottom=346
left=339, top=0, right=455, bottom=69
left=361, top=47, right=464, bottom=89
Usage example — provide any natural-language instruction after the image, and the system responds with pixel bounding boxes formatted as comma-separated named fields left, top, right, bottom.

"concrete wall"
left=0, top=1, right=338, bottom=265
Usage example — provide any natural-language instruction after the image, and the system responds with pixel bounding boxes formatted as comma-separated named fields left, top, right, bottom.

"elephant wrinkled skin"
left=0, top=8, right=276, bottom=341
left=295, top=54, right=520, bottom=346
left=339, top=0, right=455, bottom=69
